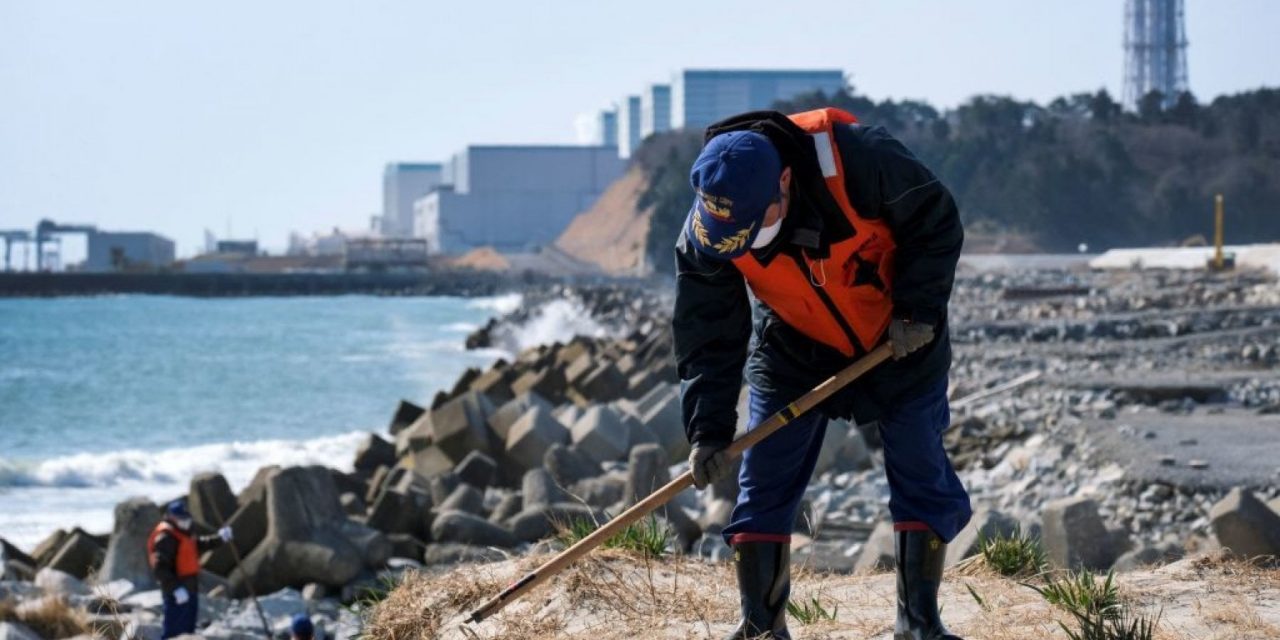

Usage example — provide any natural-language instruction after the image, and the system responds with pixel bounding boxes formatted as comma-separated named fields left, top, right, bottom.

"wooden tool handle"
left=467, top=342, right=894, bottom=623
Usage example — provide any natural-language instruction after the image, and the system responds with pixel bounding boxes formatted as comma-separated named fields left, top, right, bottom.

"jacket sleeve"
left=150, top=532, right=180, bottom=593
left=196, top=533, right=225, bottom=554
left=843, top=125, right=964, bottom=326
left=672, top=229, right=752, bottom=448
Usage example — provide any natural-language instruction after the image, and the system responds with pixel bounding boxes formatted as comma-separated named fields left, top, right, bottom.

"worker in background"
left=290, top=613, right=316, bottom=640
left=675, top=108, right=970, bottom=639
left=148, top=499, right=233, bottom=639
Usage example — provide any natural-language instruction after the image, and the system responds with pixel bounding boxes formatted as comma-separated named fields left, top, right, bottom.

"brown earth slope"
left=367, top=551, right=1280, bottom=639
left=555, top=167, right=652, bottom=275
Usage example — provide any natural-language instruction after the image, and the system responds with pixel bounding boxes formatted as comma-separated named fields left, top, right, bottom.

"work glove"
left=173, top=587, right=190, bottom=605
left=688, top=443, right=731, bottom=490
left=218, top=526, right=234, bottom=542
left=888, top=317, right=935, bottom=360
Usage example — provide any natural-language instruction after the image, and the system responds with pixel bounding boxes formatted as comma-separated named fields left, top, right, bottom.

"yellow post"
left=1213, top=194, right=1225, bottom=270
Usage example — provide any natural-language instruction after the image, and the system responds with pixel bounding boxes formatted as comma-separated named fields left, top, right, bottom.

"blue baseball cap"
left=166, top=499, right=191, bottom=519
left=290, top=614, right=314, bottom=639
left=684, top=131, right=782, bottom=259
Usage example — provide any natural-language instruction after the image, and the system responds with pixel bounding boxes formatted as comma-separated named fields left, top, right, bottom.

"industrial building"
left=640, top=83, right=672, bottom=140
left=596, top=109, right=619, bottom=147
left=414, top=145, right=625, bottom=255
left=382, top=163, right=444, bottom=238
left=617, top=95, right=643, bottom=159
left=670, top=68, right=845, bottom=129
left=84, top=231, right=175, bottom=272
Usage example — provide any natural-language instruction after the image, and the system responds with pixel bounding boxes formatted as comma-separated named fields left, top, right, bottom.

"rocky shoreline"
left=4, top=267, right=1280, bottom=640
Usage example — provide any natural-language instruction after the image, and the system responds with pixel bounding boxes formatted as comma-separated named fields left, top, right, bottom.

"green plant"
left=978, top=527, right=1048, bottom=577
left=786, top=595, right=839, bottom=624
left=1027, top=569, right=1120, bottom=619
left=558, top=516, right=672, bottom=557
left=1060, top=606, right=1160, bottom=640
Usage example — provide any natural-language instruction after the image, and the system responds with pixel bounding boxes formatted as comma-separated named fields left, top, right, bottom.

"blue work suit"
left=722, top=376, right=971, bottom=545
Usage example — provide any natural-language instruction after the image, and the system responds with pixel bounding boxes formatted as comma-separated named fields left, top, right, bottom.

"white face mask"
left=751, top=218, right=782, bottom=249
left=177, top=517, right=193, bottom=530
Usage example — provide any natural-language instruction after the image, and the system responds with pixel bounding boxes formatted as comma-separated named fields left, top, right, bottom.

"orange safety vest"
left=147, top=521, right=200, bottom=578
left=732, top=108, right=897, bottom=357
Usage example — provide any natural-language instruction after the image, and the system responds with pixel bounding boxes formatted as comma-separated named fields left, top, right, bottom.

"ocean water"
left=0, top=293, right=607, bottom=550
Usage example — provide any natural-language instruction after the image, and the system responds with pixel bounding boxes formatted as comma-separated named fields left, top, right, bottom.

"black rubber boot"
left=724, top=541, right=791, bottom=640
left=894, top=529, right=963, bottom=640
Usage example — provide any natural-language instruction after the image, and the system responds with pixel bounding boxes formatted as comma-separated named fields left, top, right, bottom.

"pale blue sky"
left=2, top=1, right=1277, bottom=260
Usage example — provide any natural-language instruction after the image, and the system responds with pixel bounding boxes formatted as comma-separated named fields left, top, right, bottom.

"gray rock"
left=98, top=496, right=162, bottom=589
left=522, top=469, right=570, bottom=510
left=569, top=474, right=626, bottom=510
left=1209, top=488, right=1280, bottom=558
left=487, top=392, right=552, bottom=443
left=189, top=472, right=239, bottom=532
left=469, top=367, right=515, bottom=406
left=636, top=389, right=689, bottom=464
left=699, top=498, right=736, bottom=536
left=366, top=487, right=432, bottom=539
left=506, top=503, right=601, bottom=542
left=227, top=466, right=390, bottom=597
left=455, top=451, right=497, bottom=490
left=430, top=511, right=517, bottom=548
left=575, top=363, right=627, bottom=403
left=352, top=434, right=396, bottom=473
left=509, top=367, right=567, bottom=404
left=388, top=399, right=426, bottom=436
left=422, top=543, right=507, bottom=565
left=570, top=405, right=630, bottom=464
left=44, top=529, right=104, bottom=580
left=487, top=493, right=523, bottom=525
left=624, top=444, right=669, bottom=505
left=34, top=567, right=89, bottom=596
left=0, top=623, right=41, bottom=640
left=407, top=445, right=455, bottom=479
left=1042, top=497, right=1123, bottom=570
left=429, top=391, right=496, bottom=463
left=544, top=443, right=601, bottom=486
left=202, top=470, right=273, bottom=577
left=853, top=522, right=897, bottom=572
left=29, top=529, right=68, bottom=568
left=945, top=509, right=1020, bottom=567
left=436, top=484, right=486, bottom=516
left=1113, top=542, right=1184, bottom=571
left=505, top=406, right=569, bottom=471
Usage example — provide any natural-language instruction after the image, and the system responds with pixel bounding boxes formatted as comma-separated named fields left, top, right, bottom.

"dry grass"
left=0, top=595, right=91, bottom=639
left=363, top=553, right=1280, bottom=640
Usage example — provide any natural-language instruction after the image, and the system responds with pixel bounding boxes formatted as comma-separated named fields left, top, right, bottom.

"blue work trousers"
left=161, top=589, right=199, bottom=639
left=722, top=377, right=972, bottom=545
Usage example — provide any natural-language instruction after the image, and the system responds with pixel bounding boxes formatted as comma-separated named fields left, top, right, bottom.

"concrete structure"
left=415, top=145, right=624, bottom=255
left=382, top=163, right=444, bottom=238
left=1123, top=0, right=1189, bottom=110
left=617, top=95, right=642, bottom=159
left=640, top=84, right=672, bottom=139
left=84, top=232, right=175, bottom=272
left=597, top=109, right=619, bottom=147
left=216, top=240, right=258, bottom=256
left=671, top=69, right=845, bottom=130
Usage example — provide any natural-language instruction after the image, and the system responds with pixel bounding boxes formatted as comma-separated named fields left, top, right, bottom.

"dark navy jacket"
left=673, top=113, right=964, bottom=447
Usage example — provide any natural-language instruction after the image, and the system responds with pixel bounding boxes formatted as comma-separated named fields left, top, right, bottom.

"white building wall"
left=617, top=95, right=642, bottom=159
left=382, top=163, right=443, bottom=237
left=672, top=69, right=845, bottom=130
left=640, top=84, right=672, bottom=138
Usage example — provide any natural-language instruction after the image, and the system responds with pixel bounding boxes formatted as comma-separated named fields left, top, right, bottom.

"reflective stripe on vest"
left=147, top=521, right=201, bottom=578
left=732, top=108, right=897, bottom=357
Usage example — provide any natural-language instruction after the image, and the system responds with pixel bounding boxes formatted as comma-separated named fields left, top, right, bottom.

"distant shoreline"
left=0, top=271, right=534, bottom=298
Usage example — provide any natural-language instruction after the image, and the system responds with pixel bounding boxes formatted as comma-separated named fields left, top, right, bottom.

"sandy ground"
left=365, top=551, right=1280, bottom=640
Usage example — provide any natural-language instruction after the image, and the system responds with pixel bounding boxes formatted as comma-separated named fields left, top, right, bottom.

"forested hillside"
left=639, top=87, right=1280, bottom=273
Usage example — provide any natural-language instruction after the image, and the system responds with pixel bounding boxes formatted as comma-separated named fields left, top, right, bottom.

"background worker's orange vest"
left=147, top=521, right=200, bottom=578
left=732, top=108, right=897, bottom=357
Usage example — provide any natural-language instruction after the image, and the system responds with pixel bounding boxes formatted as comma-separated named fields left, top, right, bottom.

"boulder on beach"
left=98, top=496, right=163, bottom=589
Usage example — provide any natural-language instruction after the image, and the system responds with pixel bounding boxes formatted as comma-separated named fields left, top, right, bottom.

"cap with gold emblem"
left=684, top=130, right=782, bottom=259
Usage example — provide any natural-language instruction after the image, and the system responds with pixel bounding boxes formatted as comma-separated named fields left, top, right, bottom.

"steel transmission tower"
left=1123, top=0, right=1189, bottom=111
